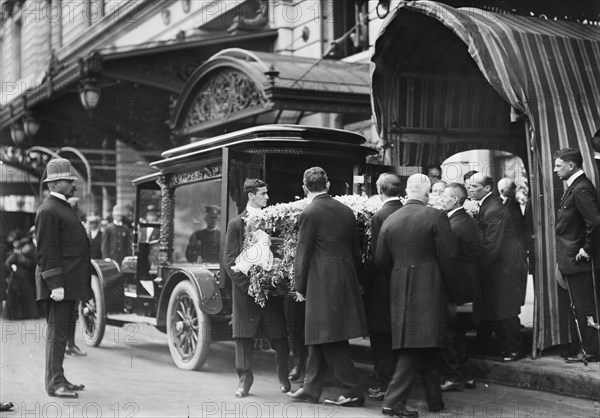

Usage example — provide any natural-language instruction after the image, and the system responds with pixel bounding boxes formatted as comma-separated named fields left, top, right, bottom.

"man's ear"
left=326, top=181, right=331, bottom=191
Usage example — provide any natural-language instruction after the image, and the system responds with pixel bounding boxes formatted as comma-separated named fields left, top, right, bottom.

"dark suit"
left=375, top=199, right=458, bottom=410
left=555, top=173, right=600, bottom=355
left=35, top=195, right=91, bottom=395
left=224, top=210, right=289, bottom=390
left=364, top=198, right=403, bottom=391
left=476, top=194, right=527, bottom=354
left=101, top=222, right=131, bottom=264
left=294, top=194, right=367, bottom=398
left=442, top=207, right=482, bottom=383
left=502, top=196, right=523, bottom=241
left=89, top=229, right=102, bottom=259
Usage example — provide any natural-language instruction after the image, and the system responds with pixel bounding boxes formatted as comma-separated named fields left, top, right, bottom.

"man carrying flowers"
left=224, top=178, right=290, bottom=398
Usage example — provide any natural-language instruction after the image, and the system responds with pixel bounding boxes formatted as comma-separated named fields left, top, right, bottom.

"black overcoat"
left=101, top=222, right=132, bottom=264
left=294, top=194, right=367, bottom=345
left=448, top=207, right=483, bottom=305
left=476, top=195, right=527, bottom=320
left=555, top=174, right=600, bottom=275
left=375, top=200, right=458, bottom=349
left=35, top=195, right=91, bottom=301
left=224, top=210, right=287, bottom=339
left=364, top=198, right=403, bottom=333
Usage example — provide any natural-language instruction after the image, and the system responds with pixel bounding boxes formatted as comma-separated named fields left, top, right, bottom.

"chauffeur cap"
left=43, top=158, right=78, bottom=183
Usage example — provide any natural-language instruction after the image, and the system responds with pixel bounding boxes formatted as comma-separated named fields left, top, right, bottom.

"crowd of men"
left=3, top=148, right=597, bottom=416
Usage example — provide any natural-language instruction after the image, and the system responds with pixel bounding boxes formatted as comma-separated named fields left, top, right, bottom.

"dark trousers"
left=384, top=348, right=442, bottom=411
left=369, top=331, right=394, bottom=390
left=303, top=340, right=362, bottom=398
left=44, top=300, right=76, bottom=394
left=284, top=299, right=307, bottom=371
left=475, top=316, right=523, bottom=354
left=440, top=304, right=469, bottom=382
left=565, top=271, right=600, bottom=355
left=235, top=337, right=289, bottom=390
left=67, top=302, right=79, bottom=347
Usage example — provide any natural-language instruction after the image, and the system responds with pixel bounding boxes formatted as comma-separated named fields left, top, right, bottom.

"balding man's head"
left=468, top=173, right=494, bottom=200
left=405, top=174, right=431, bottom=203
left=497, top=177, right=516, bottom=198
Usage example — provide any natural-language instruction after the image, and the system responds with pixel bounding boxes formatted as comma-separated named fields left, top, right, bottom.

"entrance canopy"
left=170, top=49, right=371, bottom=138
left=371, top=1, right=600, bottom=354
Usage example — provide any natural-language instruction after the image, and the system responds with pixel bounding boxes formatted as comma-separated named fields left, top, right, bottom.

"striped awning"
left=371, top=1, right=600, bottom=354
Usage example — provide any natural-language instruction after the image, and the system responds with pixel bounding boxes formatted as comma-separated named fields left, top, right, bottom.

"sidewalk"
left=349, top=337, right=600, bottom=401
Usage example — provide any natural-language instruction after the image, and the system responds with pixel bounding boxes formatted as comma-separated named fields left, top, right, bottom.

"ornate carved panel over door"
left=182, top=69, right=268, bottom=133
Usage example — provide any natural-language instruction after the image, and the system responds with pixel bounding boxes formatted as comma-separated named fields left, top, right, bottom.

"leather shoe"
left=440, top=380, right=463, bottom=392
left=502, top=351, right=524, bottom=362
left=66, top=382, right=85, bottom=391
left=234, top=386, right=249, bottom=398
left=323, top=395, right=365, bottom=407
left=560, top=348, right=579, bottom=359
left=0, top=402, right=14, bottom=412
left=464, top=379, right=477, bottom=389
left=65, top=345, right=87, bottom=356
left=287, top=388, right=318, bottom=403
left=367, top=389, right=386, bottom=400
left=368, top=385, right=382, bottom=395
left=50, top=386, right=78, bottom=398
left=382, top=406, right=419, bottom=417
left=288, top=366, right=304, bottom=382
left=565, top=352, right=598, bottom=363
left=429, top=401, right=445, bottom=412
left=280, top=381, right=291, bottom=393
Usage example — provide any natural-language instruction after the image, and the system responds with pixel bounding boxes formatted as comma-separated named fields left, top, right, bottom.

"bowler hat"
left=43, top=158, right=77, bottom=183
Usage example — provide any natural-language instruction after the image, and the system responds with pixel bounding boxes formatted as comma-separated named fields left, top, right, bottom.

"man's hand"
left=575, top=248, right=590, bottom=262
left=295, top=291, right=306, bottom=302
left=50, top=287, right=65, bottom=302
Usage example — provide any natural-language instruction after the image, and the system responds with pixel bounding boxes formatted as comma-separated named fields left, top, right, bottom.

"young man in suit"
left=288, top=167, right=367, bottom=407
left=439, top=183, right=482, bottom=391
left=35, top=158, right=91, bottom=398
left=363, top=173, right=403, bottom=400
left=554, top=148, right=600, bottom=363
left=468, top=173, right=527, bottom=361
left=224, top=179, right=290, bottom=397
left=376, top=173, right=459, bottom=418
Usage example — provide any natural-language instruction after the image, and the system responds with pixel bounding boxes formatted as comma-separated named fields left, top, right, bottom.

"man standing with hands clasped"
left=35, top=158, right=91, bottom=398
left=288, top=167, right=367, bottom=407
left=554, top=148, right=600, bottom=363
left=376, top=173, right=458, bottom=418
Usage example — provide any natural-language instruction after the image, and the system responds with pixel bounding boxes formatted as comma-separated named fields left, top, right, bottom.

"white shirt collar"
left=567, top=170, right=584, bottom=187
left=50, top=191, right=68, bottom=202
left=447, top=207, right=462, bottom=217
left=382, top=196, right=400, bottom=205
left=246, top=205, right=262, bottom=216
left=90, top=229, right=99, bottom=239
left=307, top=191, right=327, bottom=204
left=500, top=195, right=508, bottom=204
left=479, top=192, right=493, bottom=205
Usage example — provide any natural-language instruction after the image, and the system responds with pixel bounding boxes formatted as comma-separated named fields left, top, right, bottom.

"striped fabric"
left=371, top=1, right=600, bottom=354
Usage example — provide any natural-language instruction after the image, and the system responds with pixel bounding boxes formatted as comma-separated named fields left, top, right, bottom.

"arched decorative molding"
left=170, top=54, right=268, bottom=137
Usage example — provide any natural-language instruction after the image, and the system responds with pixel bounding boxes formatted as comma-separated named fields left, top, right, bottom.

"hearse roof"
left=150, top=124, right=372, bottom=170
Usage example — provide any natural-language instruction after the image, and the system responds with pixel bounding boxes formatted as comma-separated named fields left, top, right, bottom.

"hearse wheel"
left=79, top=274, right=106, bottom=347
left=166, top=281, right=212, bottom=370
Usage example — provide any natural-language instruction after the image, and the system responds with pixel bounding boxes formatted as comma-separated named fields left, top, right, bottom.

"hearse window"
left=173, top=179, right=222, bottom=264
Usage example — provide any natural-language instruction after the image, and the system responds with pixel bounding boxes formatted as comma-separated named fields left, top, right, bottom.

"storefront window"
left=173, top=179, right=222, bottom=264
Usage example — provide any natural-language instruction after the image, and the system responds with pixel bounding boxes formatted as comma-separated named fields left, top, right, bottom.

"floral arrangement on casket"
left=242, top=194, right=382, bottom=307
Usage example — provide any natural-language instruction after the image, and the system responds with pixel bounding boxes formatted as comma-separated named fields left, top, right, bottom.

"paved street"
left=1, top=318, right=598, bottom=418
